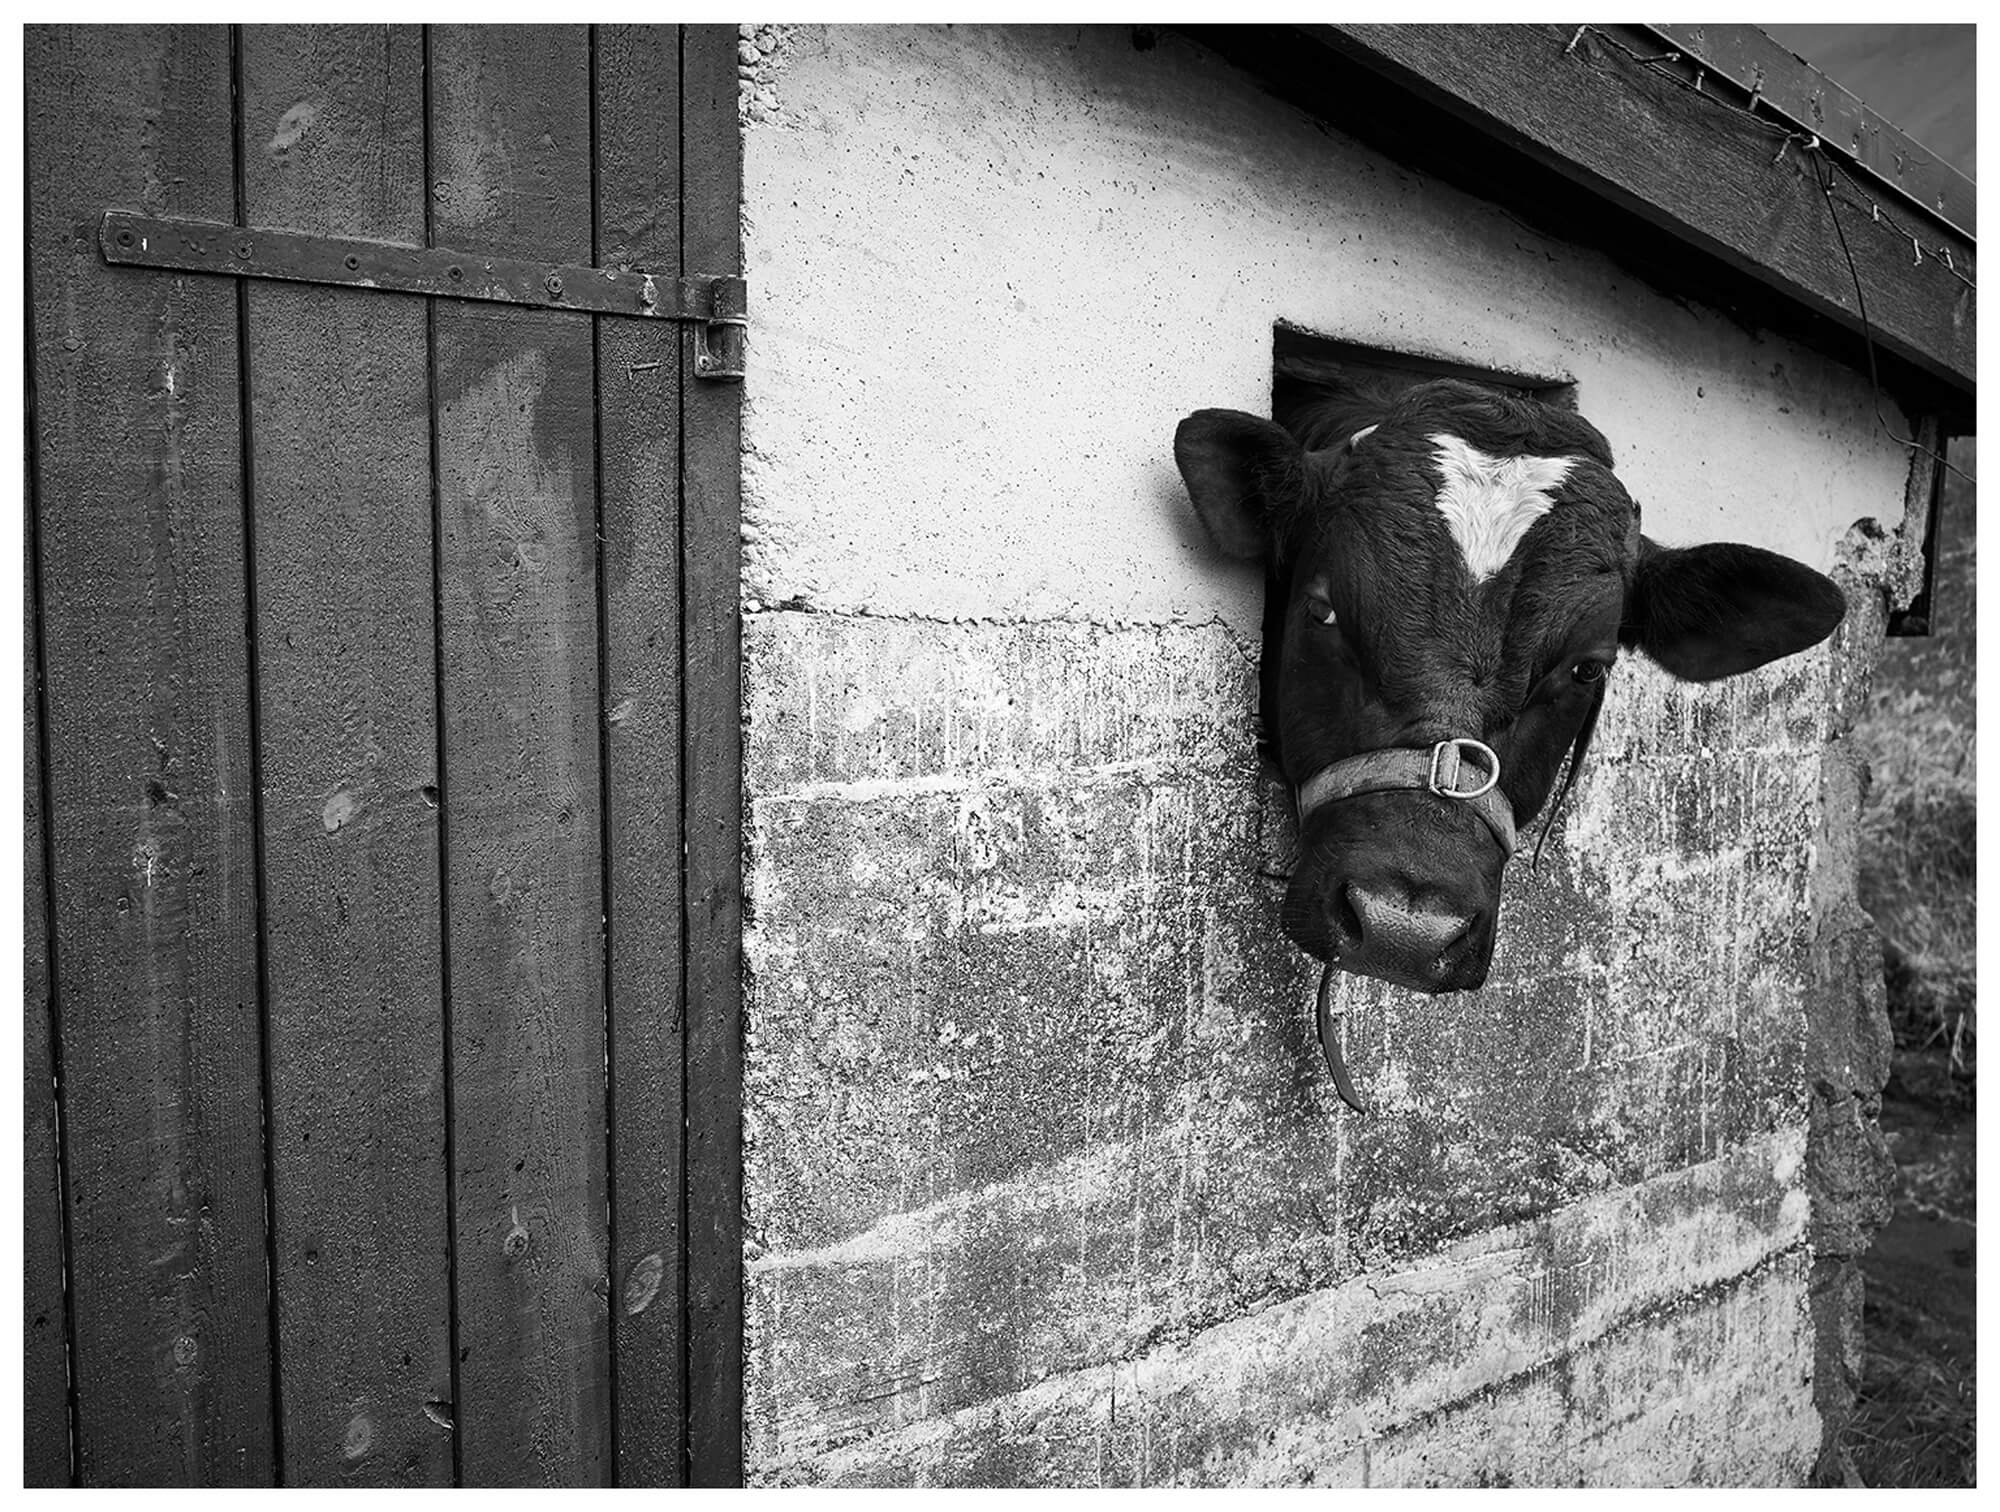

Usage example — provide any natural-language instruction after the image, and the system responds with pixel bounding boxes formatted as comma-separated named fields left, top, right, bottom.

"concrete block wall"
left=735, top=23, right=1911, bottom=1486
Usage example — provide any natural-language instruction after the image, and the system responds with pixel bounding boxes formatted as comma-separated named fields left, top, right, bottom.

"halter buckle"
left=1427, top=738, right=1501, bottom=800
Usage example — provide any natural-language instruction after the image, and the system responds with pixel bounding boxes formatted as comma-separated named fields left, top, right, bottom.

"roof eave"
left=1185, top=23, right=1975, bottom=426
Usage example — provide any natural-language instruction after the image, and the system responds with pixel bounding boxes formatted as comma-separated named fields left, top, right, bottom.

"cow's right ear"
left=1622, top=536, right=1847, bottom=681
left=1173, top=409, right=1303, bottom=561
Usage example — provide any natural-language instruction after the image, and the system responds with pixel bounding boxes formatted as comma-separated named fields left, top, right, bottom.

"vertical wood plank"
left=680, top=22, right=746, bottom=1488
left=427, top=24, right=612, bottom=1486
left=24, top=493, right=74, bottom=1487
left=24, top=23, right=275, bottom=1485
left=593, top=23, right=688, bottom=1487
left=235, top=25, right=455, bottom=1486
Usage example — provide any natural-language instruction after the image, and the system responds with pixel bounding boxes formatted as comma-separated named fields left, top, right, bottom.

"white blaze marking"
left=1429, top=433, right=1576, bottom=582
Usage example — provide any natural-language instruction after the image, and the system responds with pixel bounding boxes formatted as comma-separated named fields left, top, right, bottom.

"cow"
left=1174, top=370, right=1847, bottom=1109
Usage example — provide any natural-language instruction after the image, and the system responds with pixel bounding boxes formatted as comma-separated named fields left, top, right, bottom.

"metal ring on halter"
left=1426, top=737, right=1501, bottom=800
left=1294, top=739, right=1518, bottom=858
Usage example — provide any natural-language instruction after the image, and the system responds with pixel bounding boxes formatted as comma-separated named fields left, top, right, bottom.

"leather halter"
left=1296, top=736, right=1515, bottom=1117
left=1293, top=737, right=1518, bottom=858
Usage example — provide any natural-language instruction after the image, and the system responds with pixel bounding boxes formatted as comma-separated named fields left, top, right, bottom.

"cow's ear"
left=1622, top=536, right=1847, bottom=681
left=1173, top=409, right=1303, bottom=561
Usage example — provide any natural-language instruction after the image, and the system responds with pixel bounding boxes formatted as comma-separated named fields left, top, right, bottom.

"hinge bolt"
left=343, top=254, right=360, bottom=271
left=236, top=240, right=254, bottom=259
left=544, top=272, right=564, bottom=298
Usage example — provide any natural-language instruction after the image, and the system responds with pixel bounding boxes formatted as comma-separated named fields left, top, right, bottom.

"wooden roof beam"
left=1300, top=24, right=1973, bottom=404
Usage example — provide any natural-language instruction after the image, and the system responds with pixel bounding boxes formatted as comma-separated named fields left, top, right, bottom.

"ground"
left=1849, top=1052, right=1976, bottom=1486
left=1845, top=440, right=1976, bottom=1488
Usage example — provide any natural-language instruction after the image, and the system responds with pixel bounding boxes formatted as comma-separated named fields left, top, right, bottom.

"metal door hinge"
left=99, top=210, right=747, bottom=379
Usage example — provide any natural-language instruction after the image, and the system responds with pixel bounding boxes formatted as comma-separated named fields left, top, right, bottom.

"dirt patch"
left=1847, top=1052, right=1976, bottom=1487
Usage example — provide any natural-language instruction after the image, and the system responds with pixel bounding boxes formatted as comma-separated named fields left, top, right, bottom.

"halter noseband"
left=1293, top=737, right=1518, bottom=858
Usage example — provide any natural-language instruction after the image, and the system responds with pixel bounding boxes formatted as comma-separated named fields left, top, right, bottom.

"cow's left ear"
left=1174, top=409, right=1303, bottom=561
left=1622, top=536, right=1847, bottom=681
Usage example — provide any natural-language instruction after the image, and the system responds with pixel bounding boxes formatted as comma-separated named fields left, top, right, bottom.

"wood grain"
left=1653, top=23, right=1975, bottom=239
left=428, top=24, right=612, bottom=1486
left=593, top=22, right=688, bottom=1487
left=680, top=23, right=746, bottom=1489
left=25, top=22, right=275, bottom=1486
left=24, top=483, right=72, bottom=1487
left=1312, top=24, right=1975, bottom=394
left=236, top=24, right=455, bottom=1485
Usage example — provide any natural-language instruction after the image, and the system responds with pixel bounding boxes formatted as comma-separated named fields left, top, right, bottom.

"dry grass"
left=1849, top=1352, right=1977, bottom=1489
left=1843, top=444, right=1976, bottom=1489
left=1846, top=1069, right=1977, bottom=1489
left=1855, top=683, right=1977, bottom=1064
left=1853, top=447, right=1978, bottom=1069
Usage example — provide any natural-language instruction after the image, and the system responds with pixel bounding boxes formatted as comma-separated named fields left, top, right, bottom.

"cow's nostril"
left=1333, top=880, right=1486, bottom=992
left=1334, top=886, right=1365, bottom=953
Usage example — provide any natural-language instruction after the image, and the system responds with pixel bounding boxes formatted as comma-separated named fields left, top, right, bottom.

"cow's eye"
left=1302, top=582, right=1339, bottom=628
left=1571, top=657, right=1610, bottom=684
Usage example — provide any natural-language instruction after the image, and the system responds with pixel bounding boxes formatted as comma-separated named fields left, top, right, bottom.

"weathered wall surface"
left=736, top=23, right=1910, bottom=1486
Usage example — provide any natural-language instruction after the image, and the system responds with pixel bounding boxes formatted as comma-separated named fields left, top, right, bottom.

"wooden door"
left=24, top=23, right=743, bottom=1487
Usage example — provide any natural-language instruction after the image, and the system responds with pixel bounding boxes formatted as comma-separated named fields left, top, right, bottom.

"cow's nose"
left=1333, top=881, right=1483, bottom=993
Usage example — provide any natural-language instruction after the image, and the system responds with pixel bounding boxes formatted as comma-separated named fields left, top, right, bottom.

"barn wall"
left=734, top=23, right=1910, bottom=1486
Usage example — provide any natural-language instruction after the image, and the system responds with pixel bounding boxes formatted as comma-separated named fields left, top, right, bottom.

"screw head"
left=236, top=240, right=254, bottom=259
left=544, top=272, right=564, bottom=297
left=115, top=228, right=135, bottom=248
left=448, top=265, right=463, bottom=281
left=343, top=253, right=360, bottom=271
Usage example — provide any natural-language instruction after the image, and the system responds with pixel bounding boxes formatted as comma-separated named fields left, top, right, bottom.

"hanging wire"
left=1564, top=25, right=1975, bottom=487
left=1566, top=26, right=1975, bottom=293
left=1806, top=146, right=1976, bottom=485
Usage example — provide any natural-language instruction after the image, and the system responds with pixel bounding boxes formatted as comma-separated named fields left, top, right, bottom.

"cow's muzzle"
left=1330, top=875, right=1489, bottom=991
left=1290, top=739, right=1515, bottom=1106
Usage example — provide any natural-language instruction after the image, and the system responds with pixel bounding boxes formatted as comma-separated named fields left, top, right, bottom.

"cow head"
left=1175, top=376, right=1846, bottom=1001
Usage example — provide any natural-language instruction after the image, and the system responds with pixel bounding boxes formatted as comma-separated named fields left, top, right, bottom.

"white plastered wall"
left=739, top=24, right=1910, bottom=635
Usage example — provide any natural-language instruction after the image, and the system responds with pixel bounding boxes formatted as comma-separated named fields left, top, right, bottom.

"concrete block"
left=742, top=613, right=1838, bottom=1483
left=1354, top=1255, right=1818, bottom=1487
left=744, top=612, right=1259, bottom=794
left=755, top=1139, right=1811, bottom=1485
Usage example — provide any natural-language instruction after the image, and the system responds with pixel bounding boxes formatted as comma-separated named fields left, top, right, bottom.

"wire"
left=1570, top=26, right=1975, bottom=294
left=1566, top=26, right=1975, bottom=488
left=1808, top=149, right=1978, bottom=485
left=1818, top=162, right=1977, bottom=293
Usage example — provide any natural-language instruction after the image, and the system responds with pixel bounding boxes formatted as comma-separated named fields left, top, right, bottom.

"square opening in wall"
left=1271, top=326, right=1577, bottom=433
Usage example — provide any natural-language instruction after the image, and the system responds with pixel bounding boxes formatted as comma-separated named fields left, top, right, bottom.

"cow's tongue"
left=1316, top=958, right=1370, bottom=1114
